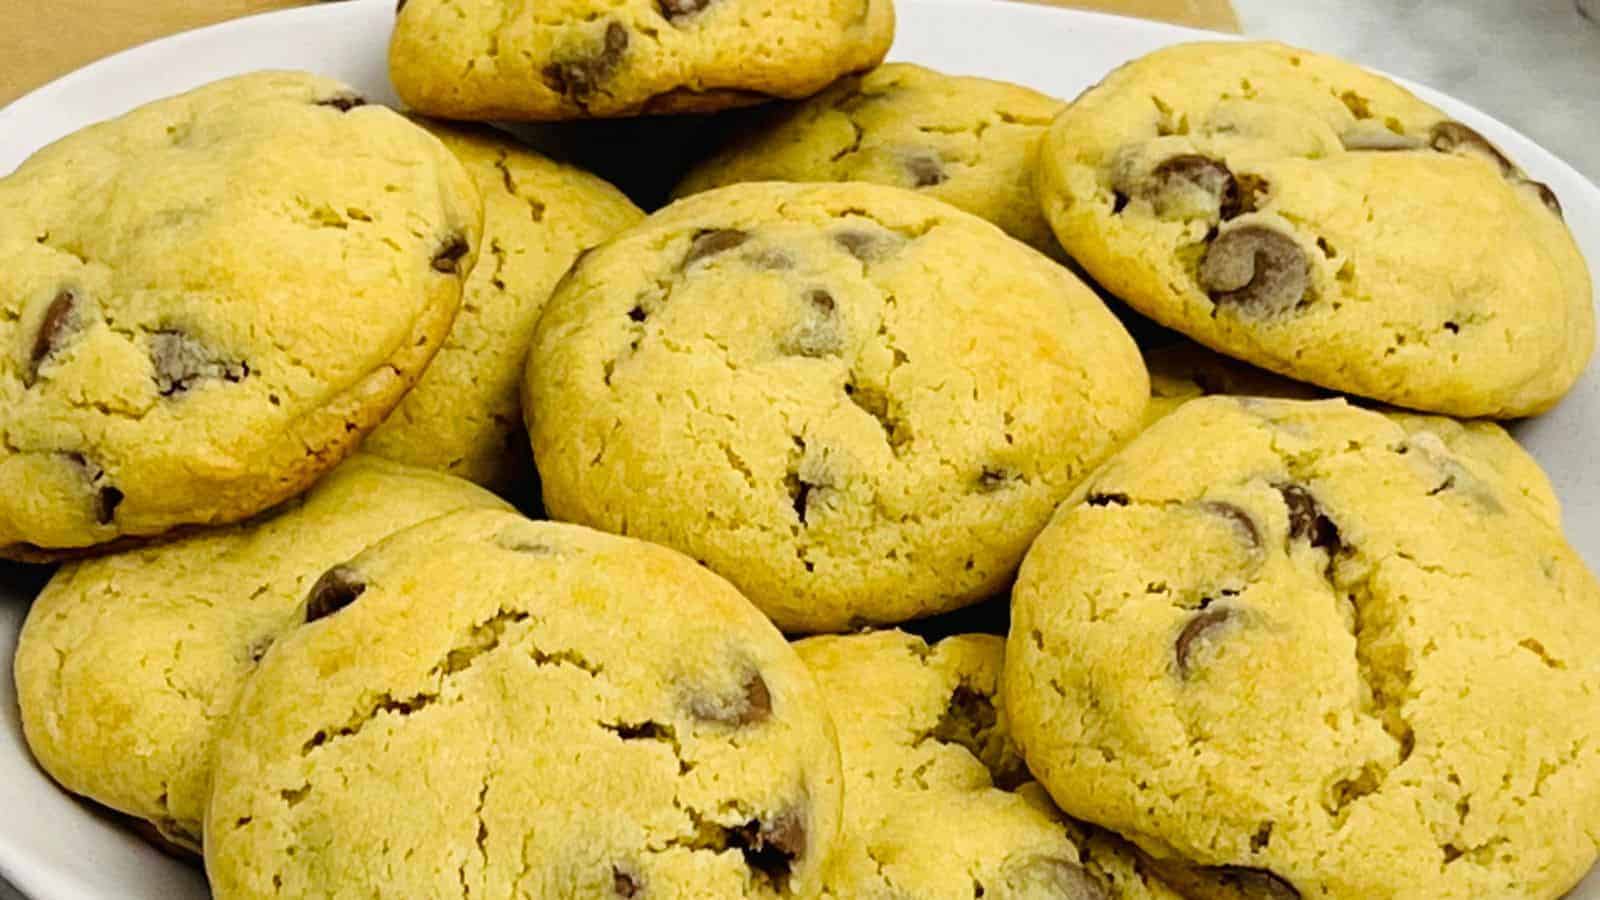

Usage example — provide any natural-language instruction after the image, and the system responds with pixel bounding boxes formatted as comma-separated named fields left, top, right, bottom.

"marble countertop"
left=1236, top=0, right=1600, bottom=181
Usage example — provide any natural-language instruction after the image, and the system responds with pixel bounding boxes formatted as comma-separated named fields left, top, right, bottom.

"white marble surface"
left=1235, top=0, right=1600, bottom=181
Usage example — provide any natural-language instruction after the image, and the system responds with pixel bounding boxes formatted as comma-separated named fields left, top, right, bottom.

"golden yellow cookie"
left=1037, top=42, right=1593, bottom=418
left=677, top=64, right=1066, bottom=254
left=362, top=122, right=643, bottom=494
left=13, top=455, right=510, bottom=849
left=526, top=182, right=1148, bottom=632
left=1007, top=397, right=1600, bottom=899
left=390, top=0, right=895, bottom=120
left=0, top=72, right=480, bottom=558
left=205, top=509, right=844, bottom=898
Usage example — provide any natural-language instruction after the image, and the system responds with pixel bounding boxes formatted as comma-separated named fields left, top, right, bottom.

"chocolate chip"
left=431, top=233, right=470, bottom=274
left=395, top=0, right=407, bottom=12
left=1339, top=125, right=1423, bottom=152
left=627, top=305, right=647, bottom=323
left=993, top=855, right=1108, bottom=899
left=731, top=810, right=805, bottom=889
left=1085, top=492, right=1129, bottom=507
left=1277, top=483, right=1340, bottom=553
left=659, top=0, right=712, bottom=20
left=1175, top=607, right=1234, bottom=676
left=316, top=94, right=367, bottom=112
left=542, top=22, right=630, bottom=103
left=612, top=866, right=641, bottom=897
left=66, top=453, right=121, bottom=525
left=1199, top=225, right=1309, bottom=315
left=95, top=486, right=124, bottom=525
left=682, top=229, right=748, bottom=268
left=1429, top=121, right=1514, bottom=176
left=1151, top=154, right=1240, bottom=218
left=26, top=289, right=81, bottom=387
left=149, top=330, right=248, bottom=397
left=304, top=565, right=366, bottom=624
left=1199, top=501, right=1260, bottom=549
left=833, top=228, right=900, bottom=263
left=978, top=468, right=1012, bottom=493
left=904, top=150, right=947, bottom=188
left=780, top=289, right=842, bottom=358
left=690, top=670, right=772, bottom=726
left=1520, top=178, right=1563, bottom=217
left=787, top=474, right=814, bottom=524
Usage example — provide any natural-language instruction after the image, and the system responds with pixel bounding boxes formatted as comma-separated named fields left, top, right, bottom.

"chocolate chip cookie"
left=390, top=0, right=895, bottom=120
left=205, top=509, right=843, bottom=898
left=796, top=630, right=1172, bottom=899
left=0, top=71, right=480, bottom=559
left=676, top=63, right=1066, bottom=254
left=14, top=455, right=511, bottom=849
left=362, top=121, right=643, bottom=494
left=1037, top=42, right=1593, bottom=417
left=525, top=182, right=1148, bottom=633
left=1007, top=396, right=1600, bottom=898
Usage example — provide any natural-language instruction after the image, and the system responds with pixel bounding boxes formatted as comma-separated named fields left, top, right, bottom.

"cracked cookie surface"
left=676, top=63, right=1066, bottom=254
left=0, top=71, right=481, bottom=558
left=389, top=0, right=895, bottom=121
left=13, top=455, right=511, bottom=850
left=1036, top=41, right=1593, bottom=418
left=525, top=182, right=1148, bottom=633
left=1006, top=396, right=1600, bottom=899
left=796, top=630, right=1173, bottom=899
left=362, top=121, right=643, bottom=495
left=205, top=508, right=844, bottom=899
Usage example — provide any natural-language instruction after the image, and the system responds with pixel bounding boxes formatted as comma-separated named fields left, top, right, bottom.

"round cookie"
left=0, top=71, right=481, bottom=559
left=14, top=455, right=511, bottom=849
left=1036, top=41, right=1593, bottom=418
left=362, top=122, right=643, bottom=495
left=389, top=0, right=895, bottom=121
left=676, top=64, right=1066, bottom=254
left=1006, top=396, right=1600, bottom=899
left=525, top=182, right=1148, bottom=632
left=205, top=509, right=844, bottom=898
left=795, top=630, right=1169, bottom=899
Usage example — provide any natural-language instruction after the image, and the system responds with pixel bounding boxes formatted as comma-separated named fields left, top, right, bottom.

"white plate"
left=0, top=1, right=1596, bottom=897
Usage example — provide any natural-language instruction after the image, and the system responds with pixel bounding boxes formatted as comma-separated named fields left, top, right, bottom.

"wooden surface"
left=1, top=0, right=1239, bottom=108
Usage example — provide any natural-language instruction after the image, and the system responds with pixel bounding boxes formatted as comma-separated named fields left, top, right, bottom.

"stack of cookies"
left=4, top=2, right=1597, bottom=898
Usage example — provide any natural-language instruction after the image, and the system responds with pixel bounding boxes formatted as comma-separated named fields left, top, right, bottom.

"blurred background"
left=1235, top=0, right=1600, bottom=180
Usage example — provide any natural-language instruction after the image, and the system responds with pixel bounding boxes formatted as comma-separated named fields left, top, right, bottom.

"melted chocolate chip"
left=732, top=810, right=805, bottom=889
left=612, top=866, right=641, bottom=897
left=150, top=330, right=249, bottom=397
left=431, top=233, right=471, bottom=274
left=1429, top=121, right=1514, bottom=176
left=542, top=22, right=630, bottom=103
left=904, top=150, right=947, bottom=188
left=994, top=855, right=1109, bottom=899
left=1151, top=154, right=1240, bottom=218
left=1175, top=607, right=1234, bottom=676
left=1521, top=178, right=1563, bottom=218
left=66, top=453, right=121, bottom=526
left=1085, top=492, right=1130, bottom=507
left=833, top=228, right=900, bottom=263
left=1199, top=501, right=1261, bottom=550
left=682, top=229, right=749, bottom=268
left=690, top=670, right=772, bottom=726
left=304, top=565, right=366, bottom=624
left=780, top=290, right=842, bottom=357
left=95, top=486, right=124, bottom=525
left=1277, top=483, right=1341, bottom=553
left=316, top=94, right=367, bottom=112
left=1199, top=225, right=1309, bottom=315
left=26, top=289, right=81, bottom=387
left=659, top=0, right=713, bottom=20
